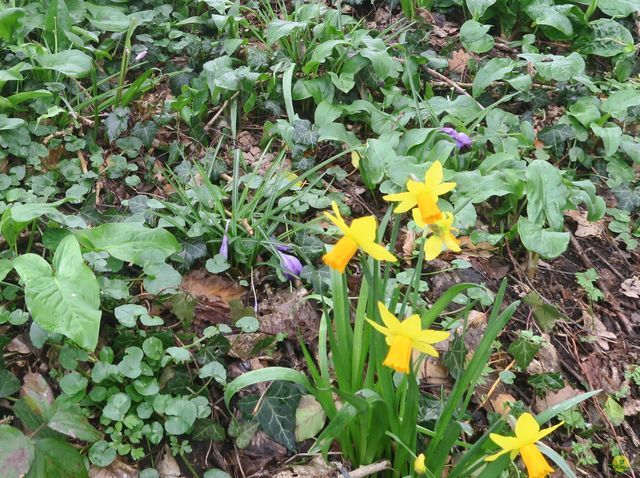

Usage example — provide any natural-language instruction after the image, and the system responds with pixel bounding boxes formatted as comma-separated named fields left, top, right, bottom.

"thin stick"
left=205, top=91, right=240, bottom=129
left=345, top=460, right=392, bottom=478
left=423, top=67, right=484, bottom=109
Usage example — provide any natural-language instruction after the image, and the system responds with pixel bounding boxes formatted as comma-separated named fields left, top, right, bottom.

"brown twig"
left=205, top=91, right=240, bottom=130
left=424, top=66, right=484, bottom=109
left=345, top=460, right=392, bottom=478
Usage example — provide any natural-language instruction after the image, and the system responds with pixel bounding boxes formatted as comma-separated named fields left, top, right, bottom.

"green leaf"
left=526, top=159, right=567, bottom=230
left=198, top=361, right=227, bottom=384
left=13, top=236, right=101, bottom=351
left=204, top=470, right=232, bottom=478
left=523, top=292, right=563, bottom=332
left=602, top=90, right=640, bottom=120
left=0, top=425, right=34, bottom=478
left=143, top=263, right=181, bottom=295
left=75, top=222, right=179, bottom=267
left=58, top=372, right=87, bottom=396
left=192, top=419, right=226, bottom=442
left=104, top=107, right=129, bottom=142
left=117, top=347, right=144, bottom=379
left=27, top=438, right=88, bottom=478
left=48, top=404, right=102, bottom=442
left=86, top=3, right=131, bottom=31
left=460, top=20, right=494, bottom=53
left=612, top=184, right=640, bottom=212
left=526, top=0, right=575, bottom=36
left=538, top=124, right=575, bottom=157
left=89, top=440, right=116, bottom=467
left=521, top=52, right=585, bottom=82
left=20, top=373, right=54, bottom=418
left=238, top=381, right=301, bottom=451
left=473, top=58, right=517, bottom=97
left=103, top=393, right=131, bottom=422
left=294, top=394, right=326, bottom=442
left=142, top=337, right=164, bottom=361
left=225, top=367, right=312, bottom=408
left=0, top=8, right=25, bottom=42
left=604, top=396, right=625, bottom=426
left=132, top=121, right=158, bottom=148
left=0, top=115, right=25, bottom=130
left=266, top=19, right=308, bottom=45
left=44, top=0, right=73, bottom=51
left=164, top=399, right=197, bottom=435
left=518, top=217, right=570, bottom=258
left=588, top=19, right=635, bottom=57
left=599, top=0, right=640, bottom=17
left=35, top=51, right=92, bottom=78
left=0, top=369, right=20, bottom=398
left=466, top=0, right=497, bottom=19
left=508, top=335, right=541, bottom=368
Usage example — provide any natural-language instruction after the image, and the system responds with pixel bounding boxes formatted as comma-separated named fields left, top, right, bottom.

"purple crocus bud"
left=219, top=220, right=230, bottom=260
left=441, top=127, right=472, bottom=149
left=278, top=251, right=303, bottom=279
left=270, top=236, right=291, bottom=252
left=134, top=49, right=148, bottom=62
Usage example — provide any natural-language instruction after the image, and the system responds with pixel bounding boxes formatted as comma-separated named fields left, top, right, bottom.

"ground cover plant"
left=0, top=0, right=638, bottom=477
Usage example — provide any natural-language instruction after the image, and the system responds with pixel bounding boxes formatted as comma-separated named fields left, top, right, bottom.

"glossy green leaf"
left=518, top=217, right=570, bottom=258
left=27, top=438, right=88, bottom=478
left=0, top=425, right=34, bottom=478
left=35, top=51, right=92, bottom=78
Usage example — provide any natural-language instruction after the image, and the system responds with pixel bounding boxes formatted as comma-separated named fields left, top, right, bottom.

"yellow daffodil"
left=383, top=161, right=455, bottom=225
left=414, top=453, right=427, bottom=475
left=413, top=210, right=461, bottom=260
left=366, top=302, right=449, bottom=374
left=486, top=412, right=564, bottom=478
left=322, top=202, right=396, bottom=273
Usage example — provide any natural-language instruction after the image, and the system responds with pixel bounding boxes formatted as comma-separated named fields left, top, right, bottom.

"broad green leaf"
left=460, top=20, right=494, bottom=53
left=602, top=89, right=640, bottom=120
left=526, top=159, right=566, bottom=230
left=604, top=396, right=625, bottom=426
left=238, top=381, right=302, bottom=451
left=466, top=0, right=497, bottom=19
left=526, top=0, right=575, bottom=36
left=132, top=121, right=158, bottom=148
left=44, top=0, right=73, bottom=50
left=142, top=262, right=181, bottom=295
left=295, top=394, right=326, bottom=442
left=103, top=393, right=131, bottom=422
left=360, top=37, right=401, bottom=80
left=599, top=0, right=640, bottom=17
left=0, top=425, right=34, bottom=478
left=48, top=404, right=102, bottom=442
left=518, top=217, right=570, bottom=258
left=0, top=115, right=25, bottom=130
left=35, top=51, right=92, bottom=78
left=74, top=223, right=179, bottom=267
left=0, top=8, right=25, bottom=42
left=199, top=361, right=227, bottom=384
left=14, top=236, right=101, bottom=351
left=520, top=52, right=585, bottom=81
left=86, top=3, right=131, bottom=31
left=58, top=372, right=87, bottom=396
left=473, top=58, right=517, bottom=97
left=588, top=19, right=635, bottom=57
left=0, top=369, right=20, bottom=398
left=567, top=97, right=601, bottom=128
left=591, top=123, right=622, bottom=156
left=266, top=19, right=308, bottom=45
left=27, top=438, right=88, bottom=478
left=164, top=399, right=197, bottom=435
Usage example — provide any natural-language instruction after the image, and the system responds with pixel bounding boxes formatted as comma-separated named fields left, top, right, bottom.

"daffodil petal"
left=515, top=413, right=541, bottom=442
left=359, top=241, right=397, bottom=262
left=485, top=448, right=511, bottom=462
left=535, top=421, right=564, bottom=442
left=488, top=433, right=522, bottom=452
left=378, top=302, right=402, bottom=331
left=416, top=329, right=450, bottom=344
left=366, top=318, right=391, bottom=336
left=407, top=180, right=426, bottom=194
left=412, top=208, right=427, bottom=228
left=413, top=341, right=438, bottom=357
left=424, top=161, right=443, bottom=189
left=350, top=216, right=376, bottom=243
left=443, top=233, right=461, bottom=252
left=400, top=314, right=422, bottom=335
left=424, top=235, right=443, bottom=260
left=433, top=181, right=456, bottom=195
left=329, top=201, right=350, bottom=234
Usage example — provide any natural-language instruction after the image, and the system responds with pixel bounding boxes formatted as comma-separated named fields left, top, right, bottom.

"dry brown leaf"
left=273, top=456, right=336, bottom=478
left=448, top=49, right=470, bottom=74
left=157, top=447, right=183, bottom=478
left=621, top=276, right=640, bottom=298
left=490, top=393, right=517, bottom=416
left=624, top=399, right=640, bottom=416
left=462, top=310, right=487, bottom=352
left=181, top=270, right=244, bottom=303
left=534, top=385, right=582, bottom=413
left=418, top=356, right=450, bottom=385
left=258, top=287, right=319, bottom=341
left=564, top=210, right=605, bottom=238
left=402, top=230, right=416, bottom=263
left=582, top=311, right=616, bottom=351
left=7, top=337, right=31, bottom=354
left=526, top=335, right=561, bottom=374
left=89, top=459, right=138, bottom=478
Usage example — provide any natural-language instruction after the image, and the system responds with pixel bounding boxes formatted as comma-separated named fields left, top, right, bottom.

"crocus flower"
left=366, top=302, right=449, bottom=374
left=413, top=210, right=461, bottom=260
left=415, top=453, right=427, bottom=475
left=441, top=127, right=472, bottom=149
left=219, top=220, right=230, bottom=260
left=383, top=161, right=455, bottom=225
left=486, top=412, right=563, bottom=478
left=322, top=201, right=397, bottom=273
left=134, top=48, right=148, bottom=62
left=278, top=251, right=303, bottom=279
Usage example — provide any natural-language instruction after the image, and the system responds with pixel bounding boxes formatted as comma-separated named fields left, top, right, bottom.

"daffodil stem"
left=416, top=425, right=472, bottom=448
left=400, top=228, right=429, bottom=318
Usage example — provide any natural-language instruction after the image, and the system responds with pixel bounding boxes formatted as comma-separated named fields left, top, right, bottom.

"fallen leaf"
left=273, top=456, right=336, bottom=478
left=564, top=210, right=605, bottom=238
left=295, top=395, right=326, bottom=442
left=89, top=459, right=138, bottom=478
left=526, top=335, right=561, bottom=374
left=624, top=399, right=640, bottom=416
left=157, top=447, right=183, bottom=478
left=582, top=311, right=616, bottom=351
left=448, top=49, right=470, bottom=74
left=258, top=288, right=319, bottom=341
left=402, top=230, right=416, bottom=263
left=418, top=356, right=450, bottom=386
left=621, top=276, right=640, bottom=299
left=490, top=393, right=517, bottom=416
left=534, top=385, right=582, bottom=413
left=7, top=337, right=31, bottom=354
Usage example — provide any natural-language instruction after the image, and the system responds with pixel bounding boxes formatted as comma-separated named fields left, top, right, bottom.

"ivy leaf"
left=528, top=372, right=565, bottom=395
left=443, top=334, right=467, bottom=379
left=0, top=425, right=34, bottom=478
left=132, top=121, right=158, bottom=148
left=508, top=335, right=541, bottom=369
left=238, top=381, right=302, bottom=451
left=588, top=19, right=635, bottom=57
left=13, top=236, right=101, bottom=351
left=104, top=107, right=130, bottom=142
left=192, top=419, right=226, bottom=442
left=612, top=184, right=640, bottom=212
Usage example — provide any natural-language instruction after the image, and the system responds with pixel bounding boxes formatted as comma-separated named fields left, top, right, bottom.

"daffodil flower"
left=366, top=302, right=449, bottom=374
left=486, top=412, right=564, bottom=478
left=383, top=161, right=455, bottom=225
left=414, top=453, right=427, bottom=475
left=322, top=202, right=396, bottom=273
left=413, top=210, right=461, bottom=261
